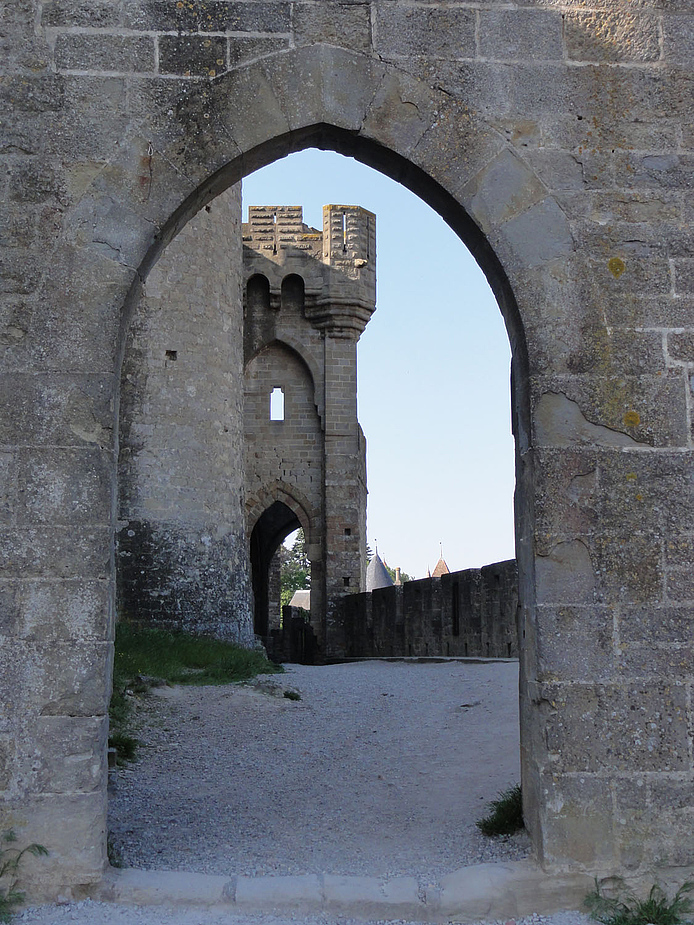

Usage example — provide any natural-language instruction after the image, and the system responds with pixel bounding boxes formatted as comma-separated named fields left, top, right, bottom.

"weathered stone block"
left=524, top=150, right=585, bottom=192
left=614, top=778, right=694, bottom=870
left=55, top=34, right=155, bottom=73
left=0, top=451, right=17, bottom=524
left=533, top=370, right=689, bottom=449
left=122, top=0, right=291, bottom=33
left=477, top=11, right=563, bottom=62
left=0, top=374, right=112, bottom=448
left=535, top=539, right=596, bottom=605
left=228, top=37, right=290, bottom=69
left=462, top=148, right=546, bottom=237
left=362, top=67, right=441, bottom=160
left=41, top=0, right=121, bottom=27
left=665, top=568, right=694, bottom=602
left=22, top=640, right=112, bottom=717
left=260, top=46, right=384, bottom=135
left=500, top=198, right=574, bottom=270
left=213, top=64, right=288, bottom=156
left=16, top=447, right=111, bottom=526
left=667, top=332, right=694, bottom=362
left=12, top=791, right=107, bottom=891
left=564, top=11, right=660, bottom=63
left=8, top=160, right=64, bottom=204
left=536, top=605, right=614, bottom=683
left=598, top=451, right=694, bottom=535
left=617, top=640, right=694, bottom=680
left=294, top=2, right=371, bottom=53
left=0, top=579, right=112, bottom=642
left=533, top=448, right=598, bottom=537
left=0, top=75, right=65, bottom=114
left=661, top=14, right=694, bottom=65
left=27, top=246, right=134, bottom=369
left=158, top=35, right=227, bottom=78
left=31, top=716, right=107, bottom=793
left=616, top=152, right=694, bottom=190
left=539, top=774, right=615, bottom=869
left=0, top=207, right=37, bottom=248
left=373, top=3, right=476, bottom=59
left=672, top=259, right=694, bottom=295
left=619, top=604, right=694, bottom=647
left=605, top=295, right=694, bottom=330
left=543, top=681, right=688, bottom=773
left=0, top=735, right=12, bottom=790
left=0, top=248, right=41, bottom=294
left=0, top=527, right=111, bottom=579
left=592, top=533, right=663, bottom=605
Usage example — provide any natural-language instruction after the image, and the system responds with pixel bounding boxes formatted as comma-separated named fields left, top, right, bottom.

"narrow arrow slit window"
left=270, top=387, right=285, bottom=421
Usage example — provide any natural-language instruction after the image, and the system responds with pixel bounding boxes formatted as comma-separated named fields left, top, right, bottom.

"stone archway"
left=4, top=8, right=692, bottom=896
left=249, top=499, right=301, bottom=638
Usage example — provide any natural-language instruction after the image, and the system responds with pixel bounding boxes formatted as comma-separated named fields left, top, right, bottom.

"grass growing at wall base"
left=0, top=830, right=48, bottom=923
left=584, top=878, right=694, bottom=925
left=475, top=784, right=524, bottom=837
left=109, top=623, right=281, bottom=763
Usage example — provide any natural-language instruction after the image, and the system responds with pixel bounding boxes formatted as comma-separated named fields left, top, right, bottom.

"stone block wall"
left=117, top=185, right=254, bottom=643
left=340, top=560, right=519, bottom=660
left=3, top=0, right=694, bottom=894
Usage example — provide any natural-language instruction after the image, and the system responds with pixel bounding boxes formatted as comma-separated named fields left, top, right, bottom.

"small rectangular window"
left=343, top=576, right=350, bottom=587
left=344, top=528, right=351, bottom=536
left=165, top=349, right=177, bottom=361
left=270, top=387, right=284, bottom=421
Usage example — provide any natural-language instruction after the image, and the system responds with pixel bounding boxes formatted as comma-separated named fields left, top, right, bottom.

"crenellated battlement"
left=242, top=205, right=376, bottom=333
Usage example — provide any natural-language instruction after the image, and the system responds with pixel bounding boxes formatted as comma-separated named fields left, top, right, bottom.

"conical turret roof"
left=366, top=552, right=393, bottom=591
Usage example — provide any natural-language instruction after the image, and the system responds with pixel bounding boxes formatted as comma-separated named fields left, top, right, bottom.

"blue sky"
left=243, top=150, right=515, bottom=579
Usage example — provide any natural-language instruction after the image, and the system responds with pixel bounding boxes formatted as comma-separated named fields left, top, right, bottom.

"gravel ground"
left=16, top=661, right=598, bottom=925
left=17, top=905, right=594, bottom=925
left=108, top=661, right=529, bottom=879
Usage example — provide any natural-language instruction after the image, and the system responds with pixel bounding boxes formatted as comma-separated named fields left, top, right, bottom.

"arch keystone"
left=259, top=46, right=387, bottom=134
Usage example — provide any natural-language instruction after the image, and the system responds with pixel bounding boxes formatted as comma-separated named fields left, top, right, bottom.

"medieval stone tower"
left=116, top=193, right=375, bottom=657
left=242, top=205, right=376, bottom=652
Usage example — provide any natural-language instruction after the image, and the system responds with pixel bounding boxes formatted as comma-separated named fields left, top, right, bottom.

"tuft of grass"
left=108, top=731, right=139, bottom=765
left=0, top=830, right=48, bottom=923
left=107, top=835, right=125, bottom=870
left=283, top=690, right=301, bottom=701
left=585, top=878, right=694, bottom=925
left=109, top=623, right=282, bottom=763
left=476, top=784, right=524, bottom=837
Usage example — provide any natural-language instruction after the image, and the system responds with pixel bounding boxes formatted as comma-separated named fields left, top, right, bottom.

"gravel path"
left=17, top=906, right=593, bottom=925
left=17, top=661, right=598, bottom=925
left=108, top=661, right=529, bottom=879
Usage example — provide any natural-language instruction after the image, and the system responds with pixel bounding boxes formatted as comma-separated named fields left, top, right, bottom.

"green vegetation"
left=109, top=623, right=281, bottom=763
left=280, top=529, right=310, bottom=608
left=283, top=689, right=301, bottom=701
left=475, top=784, right=524, bottom=837
left=0, top=830, right=48, bottom=923
left=585, top=879, right=694, bottom=925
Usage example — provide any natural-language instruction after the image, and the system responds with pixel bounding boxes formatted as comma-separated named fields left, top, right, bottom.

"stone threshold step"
left=99, top=860, right=592, bottom=922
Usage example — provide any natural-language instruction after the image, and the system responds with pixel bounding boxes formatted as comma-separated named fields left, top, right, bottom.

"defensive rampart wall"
left=339, top=560, right=519, bottom=660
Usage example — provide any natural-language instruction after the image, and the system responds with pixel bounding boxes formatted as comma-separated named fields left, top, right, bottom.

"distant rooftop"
left=366, top=553, right=393, bottom=592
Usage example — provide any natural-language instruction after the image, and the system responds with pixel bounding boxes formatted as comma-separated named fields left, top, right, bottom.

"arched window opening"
left=247, top=273, right=271, bottom=312
left=281, top=274, right=305, bottom=314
